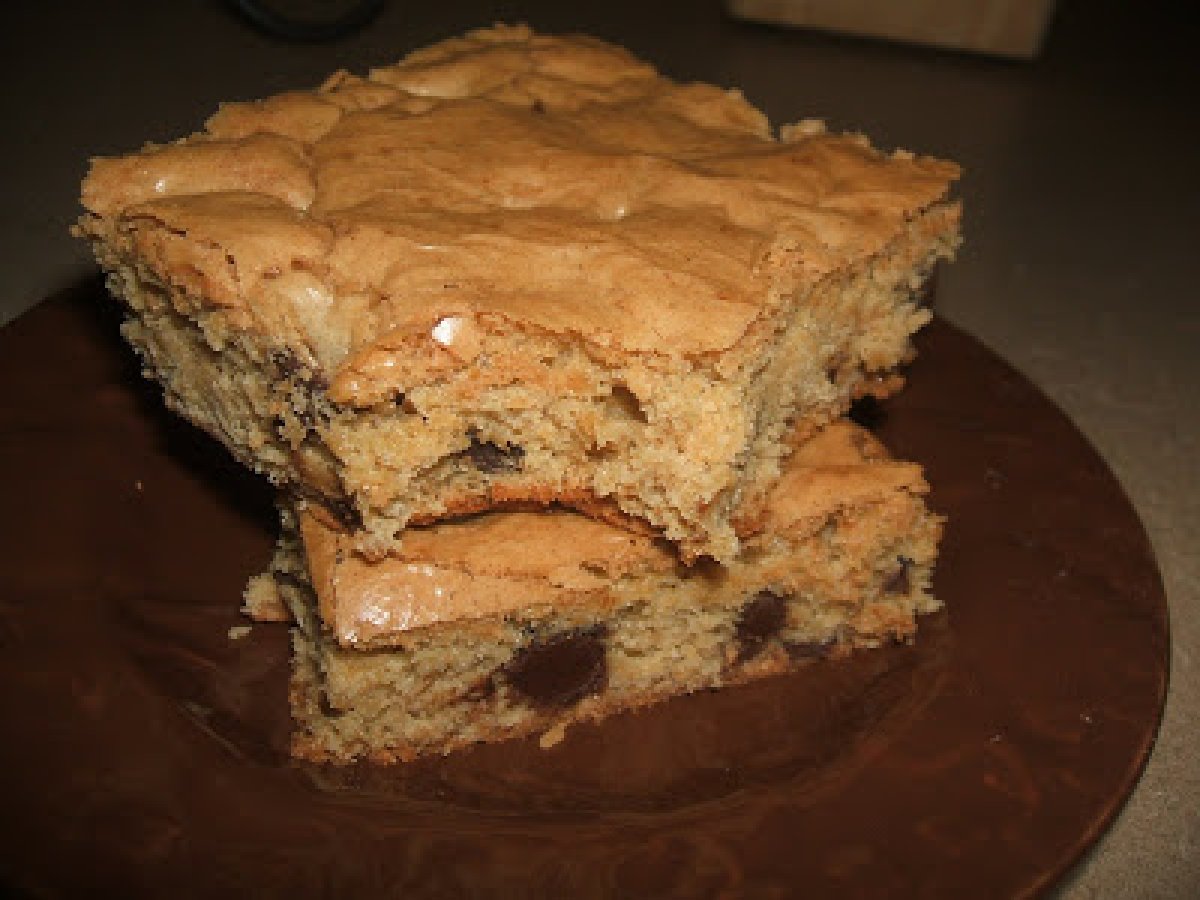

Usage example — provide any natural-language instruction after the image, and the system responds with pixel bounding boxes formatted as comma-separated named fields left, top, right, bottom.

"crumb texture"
left=276, top=422, right=944, bottom=764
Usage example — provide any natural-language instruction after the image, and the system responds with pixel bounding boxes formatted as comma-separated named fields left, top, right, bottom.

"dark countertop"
left=3, top=2, right=1196, bottom=895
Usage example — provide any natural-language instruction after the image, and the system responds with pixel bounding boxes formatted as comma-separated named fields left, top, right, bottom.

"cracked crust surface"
left=80, top=24, right=957, bottom=373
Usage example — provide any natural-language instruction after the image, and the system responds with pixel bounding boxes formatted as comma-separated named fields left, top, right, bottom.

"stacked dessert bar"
left=77, top=25, right=960, bottom=763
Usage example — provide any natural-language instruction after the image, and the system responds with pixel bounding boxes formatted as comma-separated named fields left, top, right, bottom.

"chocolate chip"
left=502, top=624, right=608, bottom=708
left=272, top=350, right=301, bottom=378
left=531, top=99, right=546, bottom=114
left=884, top=556, right=913, bottom=594
left=735, top=591, right=789, bottom=663
left=301, top=371, right=330, bottom=394
left=465, top=430, right=525, bottom=474
left=318, top=691, right=345, bottom=718
left=324, top=496, right=363, bottom=532
left=847, top=394, right=885, bottom=429
left=292, top=483, right=359, bottom=531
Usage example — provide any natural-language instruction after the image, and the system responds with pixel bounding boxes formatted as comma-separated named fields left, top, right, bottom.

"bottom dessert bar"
left=256, top=421, right=943, bottom=764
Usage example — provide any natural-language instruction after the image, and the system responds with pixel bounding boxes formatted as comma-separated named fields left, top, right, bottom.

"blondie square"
left=77, top=25, right=959, bottom=560
left=262, top=421, right=943, bottom=764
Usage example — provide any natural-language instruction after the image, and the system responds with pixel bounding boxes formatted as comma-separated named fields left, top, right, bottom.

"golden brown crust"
left=79, top=24, right=959, bottom=405
left=299, top=504, right=671, bottom=647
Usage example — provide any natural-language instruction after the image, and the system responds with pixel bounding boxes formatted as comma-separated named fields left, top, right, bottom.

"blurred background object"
left=728, top=0, right=1057, bottom=58
left=226, top=0, right=385, bottom=42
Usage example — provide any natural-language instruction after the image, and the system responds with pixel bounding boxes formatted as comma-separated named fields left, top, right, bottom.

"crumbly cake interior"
left=272, top=423, right=943, bottom=764
left=78, top=25, right=960, bottom=561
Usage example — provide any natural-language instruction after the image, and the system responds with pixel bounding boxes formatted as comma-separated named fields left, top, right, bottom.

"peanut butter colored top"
left=80, top=25, right=959, bottom=404
left=301, top=421, right=929, bottom=647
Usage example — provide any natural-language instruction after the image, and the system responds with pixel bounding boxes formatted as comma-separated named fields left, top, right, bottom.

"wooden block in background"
left=727, top=0, right=1057, bottom=59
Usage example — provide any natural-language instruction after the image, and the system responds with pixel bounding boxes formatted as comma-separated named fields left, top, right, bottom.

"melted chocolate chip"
left=465, top=430, right=525, bottom=474
left=848, top=394, right=886, bottom=430
left=324, top=496, right=364, bottom=532
left=884, top=557, right=914, bottom=595
left=531, top=99, right=547, bottom=114
left=503, top=625, right=608, bottom=708
left=735, top=591, right=789, bottom=663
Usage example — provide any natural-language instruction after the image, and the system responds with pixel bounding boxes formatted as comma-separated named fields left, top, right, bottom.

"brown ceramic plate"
left=0, top=282, right=1168, bottom=899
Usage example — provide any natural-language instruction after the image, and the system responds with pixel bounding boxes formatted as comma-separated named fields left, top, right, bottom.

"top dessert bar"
left=76, top=24, right=960, bottom=561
